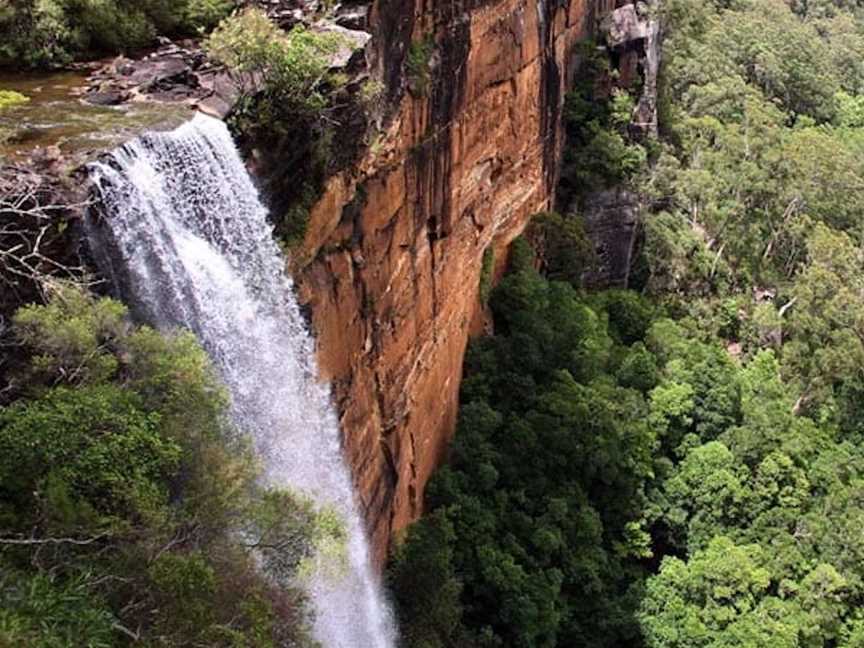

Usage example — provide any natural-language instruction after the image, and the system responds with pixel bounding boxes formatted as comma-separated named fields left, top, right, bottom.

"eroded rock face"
left=292, top=0, right=598, bottom=565
left=580, top=188, right=640, bottom=287
left=600, top=4, right=648, bottom=47
left=577, top=0, right=661, bottom=289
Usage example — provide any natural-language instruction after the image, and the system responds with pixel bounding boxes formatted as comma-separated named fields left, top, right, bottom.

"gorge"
left=8, top=0, right=864, bottom=646
left=0, top=1, right=648, bottom=643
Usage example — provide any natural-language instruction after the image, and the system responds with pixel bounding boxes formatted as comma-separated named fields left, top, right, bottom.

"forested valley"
left=4, top=0, right=864, bottom=647
left=389, top=1, right=864, bottom=646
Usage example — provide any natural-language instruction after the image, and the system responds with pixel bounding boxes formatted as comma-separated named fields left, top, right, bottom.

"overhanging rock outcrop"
left=292, top=0, right=601, bottom=564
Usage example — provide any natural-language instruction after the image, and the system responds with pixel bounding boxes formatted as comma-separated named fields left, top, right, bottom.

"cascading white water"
left=87, top=113, right=395, bottom=648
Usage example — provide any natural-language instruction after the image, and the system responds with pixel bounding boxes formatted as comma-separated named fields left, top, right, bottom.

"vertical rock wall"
left=294, top=0, right=598, bottom=564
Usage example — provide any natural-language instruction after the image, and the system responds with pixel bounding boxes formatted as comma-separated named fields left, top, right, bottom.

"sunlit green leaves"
left=205, top=8, right=345, bottom=117
left=0, top=285, right=323, bottom=647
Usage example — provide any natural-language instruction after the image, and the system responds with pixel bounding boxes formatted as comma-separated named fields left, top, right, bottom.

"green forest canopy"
left=0, top=284, right=339, bottom=646
left=389, top=0, right=864, bottom=647
left=0, top=0, right=236, bottom=68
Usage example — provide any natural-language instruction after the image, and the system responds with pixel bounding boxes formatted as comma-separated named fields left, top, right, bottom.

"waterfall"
left=87, top=113, right=395, bottom=648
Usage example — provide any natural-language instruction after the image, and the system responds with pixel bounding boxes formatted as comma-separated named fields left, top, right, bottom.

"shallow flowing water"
left=0, top=70, right=187, bottom=160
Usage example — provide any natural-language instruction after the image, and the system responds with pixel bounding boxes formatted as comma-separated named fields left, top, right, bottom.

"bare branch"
left=0, top=532, right=110, bottom=546
left=0, top=164, right=97, bottom=299
left=778, top=296, right=798, bottom=319
left=112, top=622, right=141, bottom=641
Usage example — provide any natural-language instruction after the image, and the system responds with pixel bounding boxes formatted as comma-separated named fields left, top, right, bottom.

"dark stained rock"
left=633, top=13, right=661, bottom=136
left=86, top=42, right=212, bottom=107
left=579, top=188, right=640, bottom=288
left=335, top=4, right=369, bottom=30
left=197, top=71, right=242, bottom=119
left=84, top=90, right=129, bottom=105
left=574, top=1, right=661, bottom=290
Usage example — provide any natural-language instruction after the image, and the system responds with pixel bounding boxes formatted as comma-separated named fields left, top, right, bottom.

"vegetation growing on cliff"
left=205, top=8, right=344, bottom=119
left=0, top=284, right=336, bottom=646
left=391, top=243, right=656, bottom=647
left=557, top=43, right=648, bottom=210
left=205, top=8, right=359, bottom=251
left=406, top=36, right=435, bottom=96
left=390, top=0, right=864, bottom=646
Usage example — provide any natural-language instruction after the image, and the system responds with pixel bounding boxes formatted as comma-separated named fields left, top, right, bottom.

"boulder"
left=335, top=4, right=369, bottom=30
left=84, top=90, right=129, bottom=106
left=601, top=4, right=648, bottom=48
left=197, top=72, right=242, bottom=119
left=314, top=21, right=372, bottom=68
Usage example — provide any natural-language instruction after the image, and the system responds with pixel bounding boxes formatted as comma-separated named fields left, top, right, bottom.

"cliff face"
left=294, top=0, right=597, bottom=564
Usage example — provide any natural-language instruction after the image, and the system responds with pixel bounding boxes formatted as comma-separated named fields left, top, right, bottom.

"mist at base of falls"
left=88, top=113, right=396, bottom=648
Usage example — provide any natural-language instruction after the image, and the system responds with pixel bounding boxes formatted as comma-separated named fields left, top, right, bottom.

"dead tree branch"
left=0, top=164, right=97, bottom=304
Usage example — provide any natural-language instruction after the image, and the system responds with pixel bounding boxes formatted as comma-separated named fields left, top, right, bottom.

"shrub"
left=3, top=0, right=77, bottom=67
left=0, top=384, right=181, bottom=528
left=77, top=1, right=156, bottom=53
left=0, top=285, right=324, bottom=646
left=406, top=36, right=435, bottom=95
left=205, top=8, right=344, bottom=117
left=13, top=283, right=127, bottom=387
left=359, top=78, right=385, bottom=108
left=0, top=569, right=116, bottom=648
left=0, top=0, right=237, bottom=68
left=526, top=211, right=594, bottom=287
left=182, top=0, right=235, bottom=32
left=558, top=45, right=647, bottom=205
left=479, top=247, right=495, bottom=305
left=388, top=511, right=465, bottom=648
left=0, top=90, right=29, bottom=110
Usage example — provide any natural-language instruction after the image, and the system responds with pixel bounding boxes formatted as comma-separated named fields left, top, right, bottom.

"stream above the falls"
left=0, top=70, right=187, bottom=161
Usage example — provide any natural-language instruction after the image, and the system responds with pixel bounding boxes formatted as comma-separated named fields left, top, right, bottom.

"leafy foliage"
left=0, top=0, right=236, bottom=68
left=390, top=248, right=658, bottom=647
left=205, top=8, right=354, bottom=252
left=0, top=284, right=334, bottom=646
left=479, top=246, right=495, bottom=305
left=205, top=8, right=345, bottom=119
left=392, top=219, right=864, bottom=646
left=406, top=37, right=435, bottom=96
left=558, top=44, right=647, bottom=208
left=641, top=0, right=864, bottom=289
left=525, top=211, right=594, bottom=288
left=0, top=90, right=29, bottom=110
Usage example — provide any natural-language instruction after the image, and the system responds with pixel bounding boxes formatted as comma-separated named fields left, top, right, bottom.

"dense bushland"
left=390, top=243, right=658, bottom=647
left=0, top=0, right=236, bottom=68
left=390, top=1, right=864, bottom=647
left=391, top=230, right=864, bottom=647
left=0, top=283, right=339, bottom=646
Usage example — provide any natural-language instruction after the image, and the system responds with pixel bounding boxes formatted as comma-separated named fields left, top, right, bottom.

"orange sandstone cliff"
left=294, top=0, right=599, bottom=564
